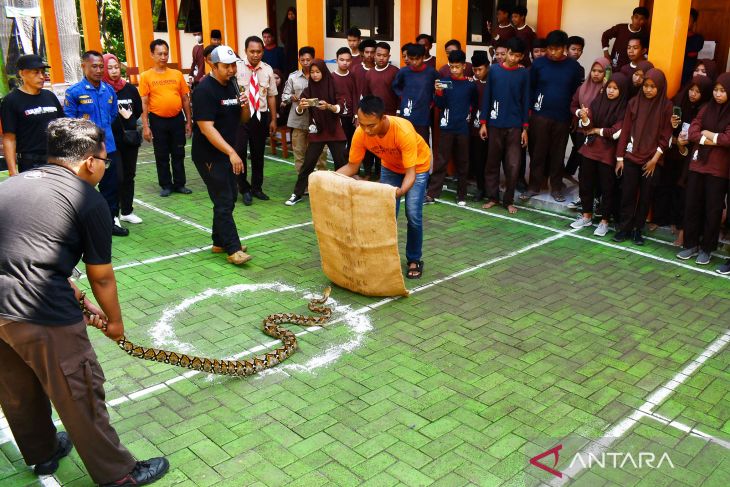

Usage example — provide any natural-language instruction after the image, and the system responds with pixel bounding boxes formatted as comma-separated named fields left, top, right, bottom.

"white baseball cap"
left=211, top=46, right=238, bottom=64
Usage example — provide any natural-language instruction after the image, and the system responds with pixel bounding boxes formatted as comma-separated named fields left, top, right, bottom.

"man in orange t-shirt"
left=140, top=39, right=193, bottom=197
left=337, top=95, right=431, bottom=279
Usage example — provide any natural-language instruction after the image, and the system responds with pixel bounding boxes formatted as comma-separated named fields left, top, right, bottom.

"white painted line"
left=435, top=198, right=730, bottom=280
left=549, top=327, right=730, bottom=485
left=77, top=221, right=313, bottom=280
left=133, top=198, right=212, bottom=233
left=266, top=154, right=295, bottom=166
left=101, top=230, right=570, bottom=408
left=0, top=416, right=63, bottom=486
left=644, top=412, right=730, bottom=450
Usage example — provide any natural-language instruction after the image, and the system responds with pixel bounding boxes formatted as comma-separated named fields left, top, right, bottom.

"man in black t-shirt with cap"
left=192, top=45, right=253, bottom=265
left=0, top=118, right=169, bottom=486
left=0, top=54, right=63, bottom=175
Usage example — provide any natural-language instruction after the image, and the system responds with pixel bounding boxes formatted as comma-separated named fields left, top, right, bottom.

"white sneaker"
left=284, top=194, right=302, bottom=206
left=457, top=200, right=466, bottom=207
left=113, top=217, right=122, bottom=227
left=593, top=222, right=609, bottom=237
left=570, top=215, right=593, bottom=229
left=120, top=213, right=143, bottom=224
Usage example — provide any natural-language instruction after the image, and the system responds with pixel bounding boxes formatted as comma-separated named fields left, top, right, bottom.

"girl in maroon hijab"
left=693, top=59, right=718, bottom=81
left=627, top=60, right=654, bottom=98
left=614, top=68, right=673, bottom=245
left=570, top=72, right=631, bottom=237
left=285, top=59, right=347, bottom=205
left=566, top=57, right=611, bottom=180
left=651, top=75, right=713, bottom=245
left=677, top=73, right=730, bottom=268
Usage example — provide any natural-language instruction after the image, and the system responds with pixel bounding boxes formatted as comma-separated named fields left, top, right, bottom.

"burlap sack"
left=308, top=171, right=409, bottom=297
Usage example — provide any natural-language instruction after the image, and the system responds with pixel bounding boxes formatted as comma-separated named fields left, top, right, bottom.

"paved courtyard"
left=1, top=144, right=729, bottom=486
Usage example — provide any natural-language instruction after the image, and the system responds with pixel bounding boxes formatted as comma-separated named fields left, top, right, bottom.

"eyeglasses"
left=93, top=156, right=112, bottom=169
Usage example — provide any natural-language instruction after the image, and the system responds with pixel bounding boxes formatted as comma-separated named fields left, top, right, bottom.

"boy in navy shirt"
left=522, top=30, right=583, bottom=203
left=470, top=51, right=490, bottom=201
left=425, top=50, right=478, bottom=205
left=393, top=43, right=438, bottom=145
left=479, top=38, right=530, bottom=214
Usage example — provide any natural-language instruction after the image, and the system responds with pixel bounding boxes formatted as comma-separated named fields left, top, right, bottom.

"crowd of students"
left=267, top=6, right=729, bottom=275
left=2, top=5, right=728, bottom=274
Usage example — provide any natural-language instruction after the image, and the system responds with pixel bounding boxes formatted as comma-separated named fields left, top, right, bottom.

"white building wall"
left=560, top=0, right=638, bottom=76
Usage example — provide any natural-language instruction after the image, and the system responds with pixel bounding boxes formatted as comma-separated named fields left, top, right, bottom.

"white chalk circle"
left=147, top=282, right=372, bottom=376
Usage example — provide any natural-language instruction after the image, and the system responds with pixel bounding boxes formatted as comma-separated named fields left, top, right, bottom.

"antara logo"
left=530, top=444, right=563, bottom=478
left=529, top=444, right=676, bottom=478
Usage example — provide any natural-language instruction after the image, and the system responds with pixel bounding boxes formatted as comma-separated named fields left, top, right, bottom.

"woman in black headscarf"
left=280, top=7, right=299, bottom=75
left=285, top=59, right=347, bottom=205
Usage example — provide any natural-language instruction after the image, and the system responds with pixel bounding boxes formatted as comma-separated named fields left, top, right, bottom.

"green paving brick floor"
left=0, top=143, right=728, bottom=486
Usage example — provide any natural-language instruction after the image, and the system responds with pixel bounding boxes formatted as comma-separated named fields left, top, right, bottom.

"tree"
left=76, top=0, right=126, bottom=62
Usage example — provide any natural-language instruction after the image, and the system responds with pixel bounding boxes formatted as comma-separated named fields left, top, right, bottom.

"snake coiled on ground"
left=79, top=288, right=332, bottom=376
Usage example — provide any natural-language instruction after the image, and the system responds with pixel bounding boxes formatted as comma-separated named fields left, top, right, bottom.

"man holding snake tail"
left=0, top=118, right=169, bottom=486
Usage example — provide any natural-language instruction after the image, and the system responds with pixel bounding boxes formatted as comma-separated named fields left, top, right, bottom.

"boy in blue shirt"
left=522, top=30, right=583, bottom=203
left=479, top=38, right=530, bottom=214
left=425, top=50, right=478, bottom=205
left=469, top=51, right=490, bottom=201
left=392, top=43, right=438, bottom=145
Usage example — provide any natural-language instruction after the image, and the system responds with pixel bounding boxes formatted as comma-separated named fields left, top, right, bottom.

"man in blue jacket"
left=521, top=30, right=583, bottom=203
left=64, top=50, right=128, bottom=236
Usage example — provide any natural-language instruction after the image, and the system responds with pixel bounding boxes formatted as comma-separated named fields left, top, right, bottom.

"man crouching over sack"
left=0, top=118, right=169, bottom=486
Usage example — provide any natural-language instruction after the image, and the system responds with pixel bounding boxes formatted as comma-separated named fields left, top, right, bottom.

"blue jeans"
left=380, top=166, right=428, bottom=262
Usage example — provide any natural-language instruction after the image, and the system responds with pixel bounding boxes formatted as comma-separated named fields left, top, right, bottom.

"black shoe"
left=242, top=192, right=253, bottom=206
left=252, top=190, right=270, bottom=201
left=159, top=188, right=172, bottom=197
left=612, top=230, right=629, bottom=242
left=632, top=230, right=645, bottom=246
left=100, top=458, right=169, bottom=487
left=34, top=432, right=73, bottom=475
left=173, top=186, right=192, bottom=194
left=113, top=224, right=130, bottom=237
left=473, top=190, right=485, bottom=202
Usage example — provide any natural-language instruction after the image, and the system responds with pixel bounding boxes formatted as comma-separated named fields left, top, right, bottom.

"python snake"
left=78, top=288, right=332, bottom=376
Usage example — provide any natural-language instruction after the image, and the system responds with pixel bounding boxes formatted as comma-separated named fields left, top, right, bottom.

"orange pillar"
left=165, top=0, right=181, bottom=66
left=224, top=0, right=238, bottom=53
left=202, top=0, right=225, bottom=47
left=435, top=0, right=468, bottom=70
left=120, top=0, right=138, bottom=82
left=129, top=0, right=155, bottom=72
left=648, top=0, right=691, bottom=97
left=79, top=0, right=103, bottom=52
left=536, top=0, right=563, bottom=37
left=400, top=0, right=420, bottom=66
left=38, top=0, right=64, bottom=83
left=296, top=0, right=324, bottom=60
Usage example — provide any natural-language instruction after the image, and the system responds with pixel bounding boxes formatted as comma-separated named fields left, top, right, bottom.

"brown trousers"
left=0, top=319, right=136, bottom=484
left=485, top=127, right=522, bottom=206
left=528, top=115, right=570, bottom=193
left=428, top=133, right=470, bottom=200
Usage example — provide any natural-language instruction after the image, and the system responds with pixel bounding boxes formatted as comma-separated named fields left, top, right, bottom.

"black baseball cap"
left=17, top=54, right=50, bottom=70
